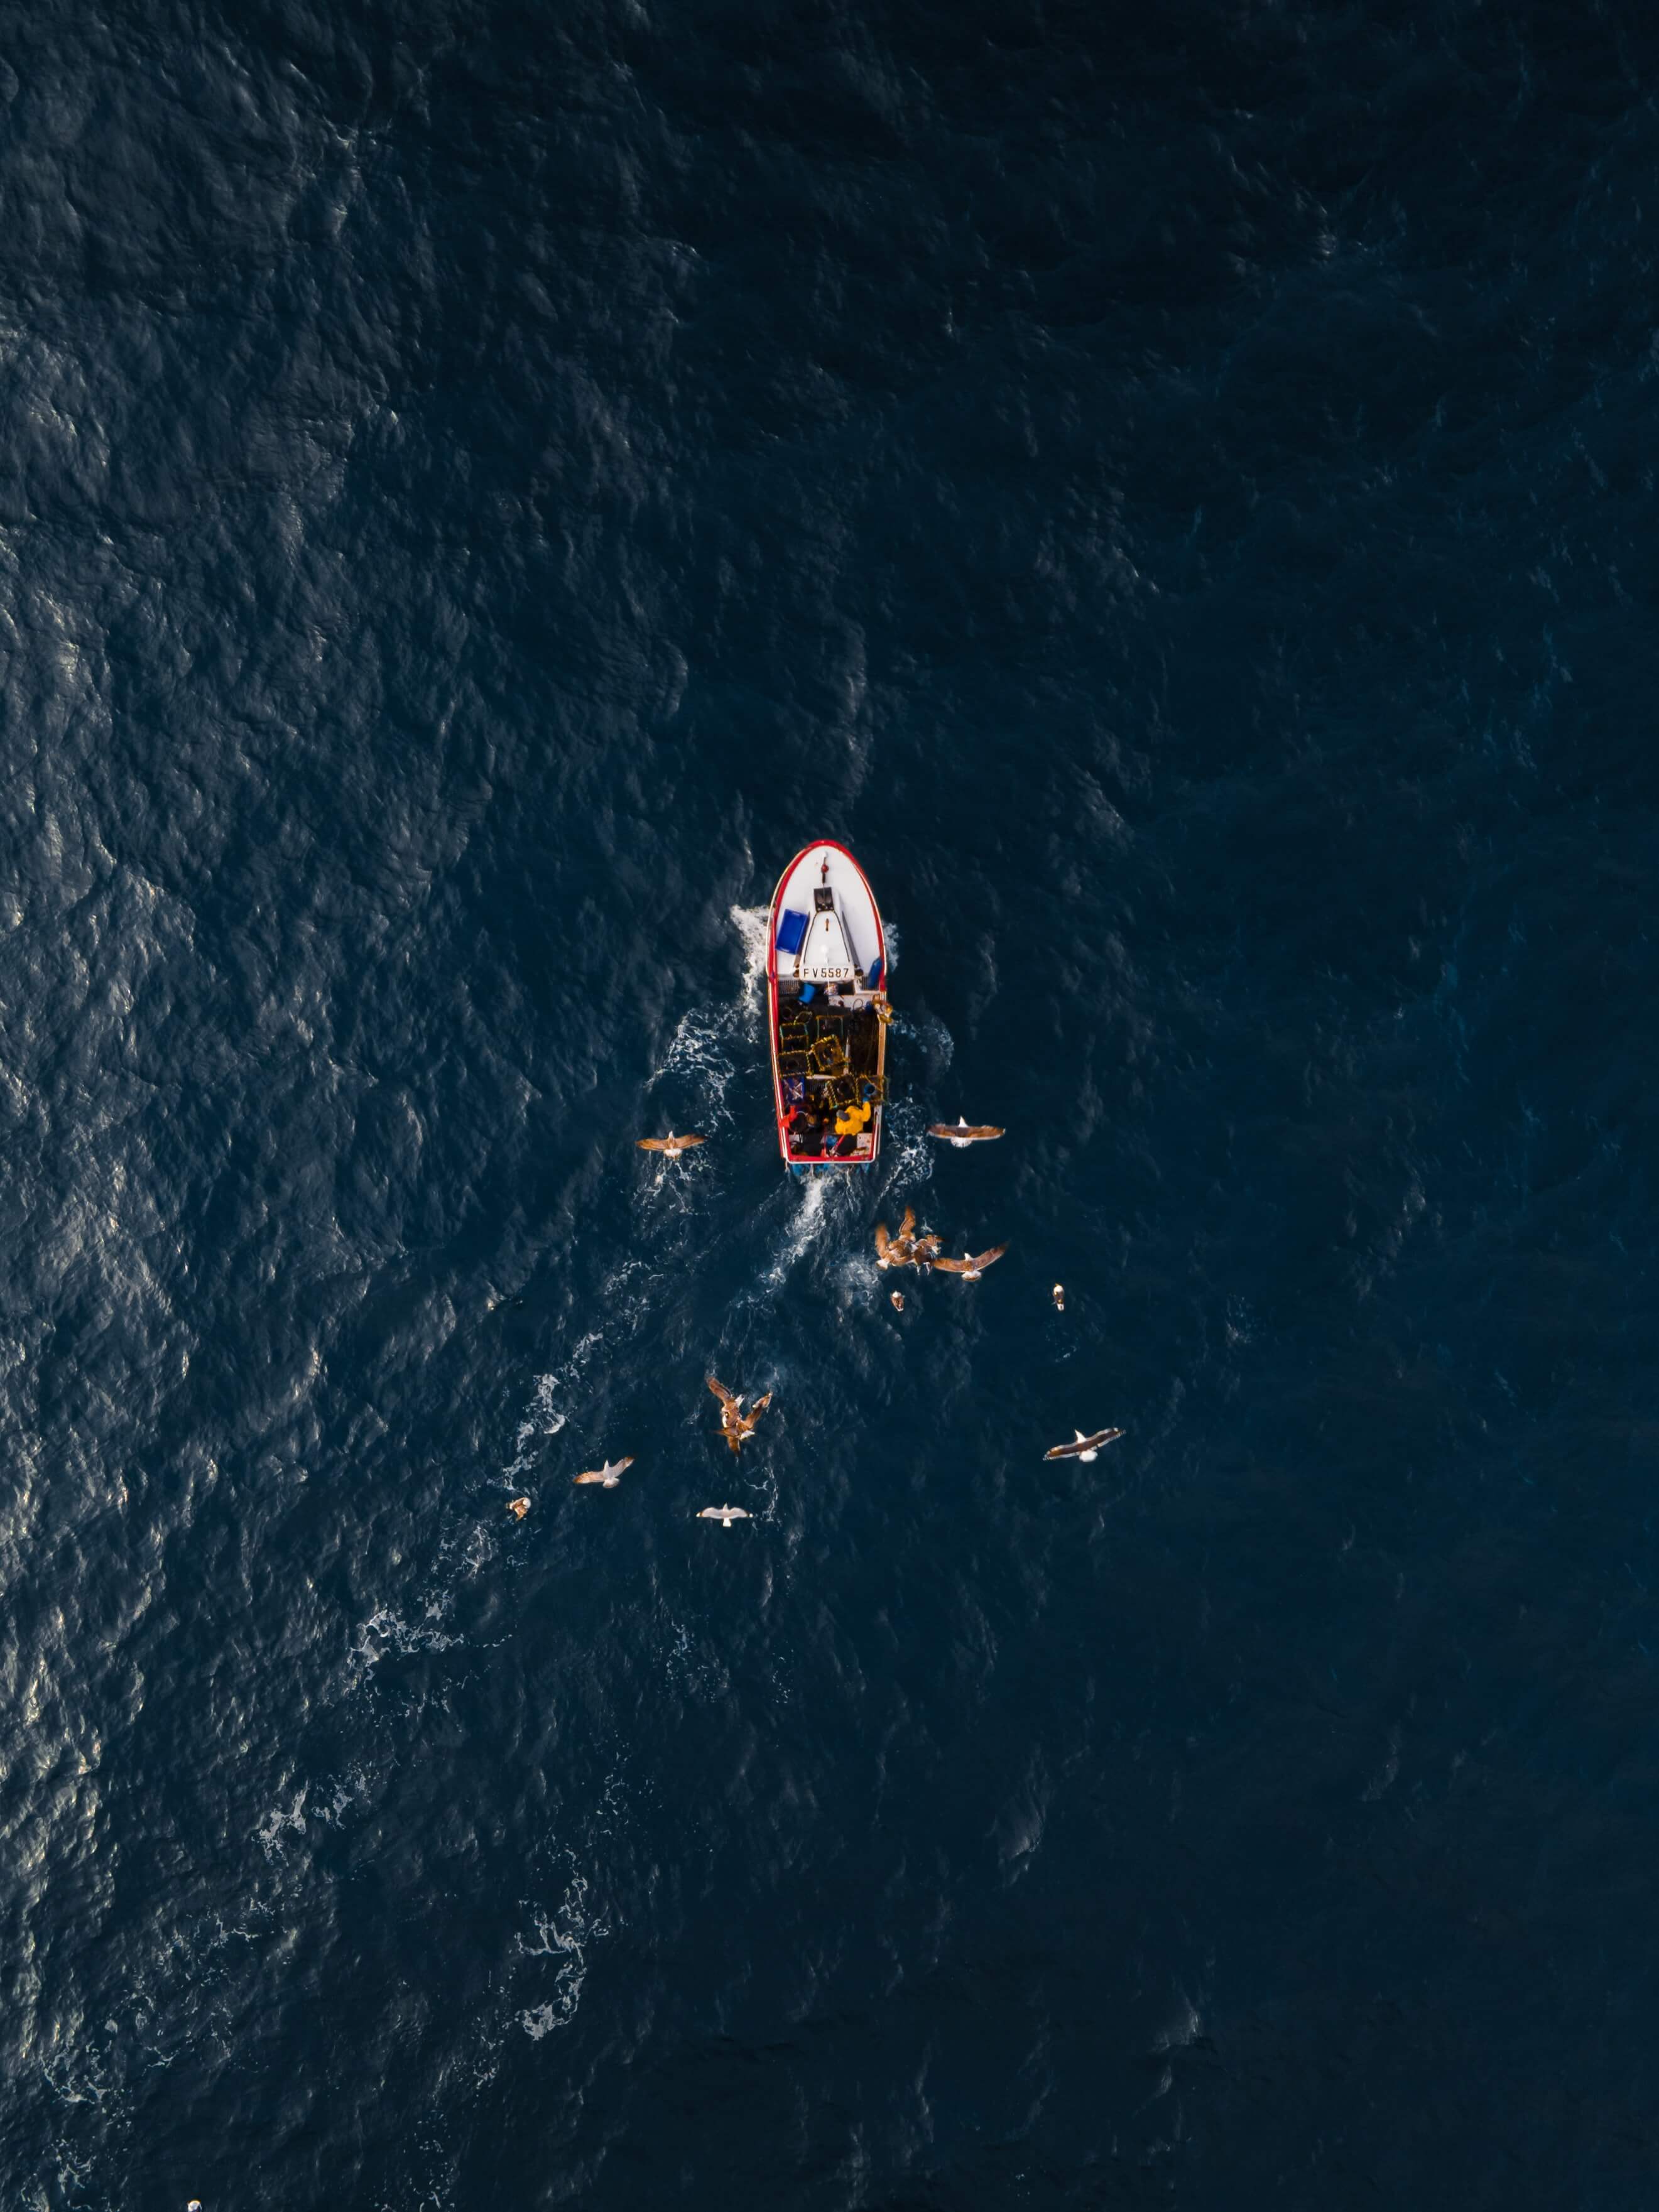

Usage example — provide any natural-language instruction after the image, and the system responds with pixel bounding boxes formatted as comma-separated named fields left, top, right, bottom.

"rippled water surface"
left=5, top=2, right=1659, bottom=2204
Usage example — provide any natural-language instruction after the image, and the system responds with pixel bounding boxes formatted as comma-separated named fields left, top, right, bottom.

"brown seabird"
left=927, top=1118, right=1004, bottom=1147
left=707, top=1374, right=773, bottom=1453
left=874, top=1206, right=941, bottom=1271
left=932, top=1244, right=1007, bottom=1282
left=1043, top=1428, right=1124, bottom=1463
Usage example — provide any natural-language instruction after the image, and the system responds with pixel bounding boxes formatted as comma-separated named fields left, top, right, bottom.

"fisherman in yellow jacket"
left=834, top=1098, right=873, bottom=1140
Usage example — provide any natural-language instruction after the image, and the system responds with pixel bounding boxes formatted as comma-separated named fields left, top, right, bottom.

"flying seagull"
left=697, top=1504, right=751, bottom=1528
left=574, top=1456, right=634, bottom=1487
left=873, top=1204, right=921, bottom=1267
left=507, top=1495, right=531, bottom=1519
left=927, top=1119, right=1004, bottom=1147
left=1043, top=1428, right=1124, bottom=1463
left=875, top=1206, right=941, bottom=1271
left=707, top=1374, right=773, bottom=1453
left=638, top=1133, right=706, bottom=1156
left=874, top=1209, right=907, bottom=1267
left=932, top=1245, right=1008, bottom=1282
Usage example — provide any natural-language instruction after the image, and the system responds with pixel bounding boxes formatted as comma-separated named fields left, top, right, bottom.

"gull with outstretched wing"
left=574, top=1456, right=634, bottom=1487
left=876, top=1206, right=938, bottom=1271
left=707, top=1375, right=773, bottom=1453
left=927, top=1118, right=1004, bottom=1147
left=1043, top=1428, right=1124, bottom=1463
left=932, top=1245, right=1007, bottom=1282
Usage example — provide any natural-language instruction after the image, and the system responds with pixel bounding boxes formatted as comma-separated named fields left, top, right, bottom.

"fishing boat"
left=766, top=842, right=889, bottom=1170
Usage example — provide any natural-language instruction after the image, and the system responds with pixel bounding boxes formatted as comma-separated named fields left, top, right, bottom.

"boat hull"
left=766, top=841, right=889, bottom=1169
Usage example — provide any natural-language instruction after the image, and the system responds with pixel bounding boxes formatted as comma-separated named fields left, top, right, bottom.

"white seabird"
left=574, top=1457, right=634, bottom=1487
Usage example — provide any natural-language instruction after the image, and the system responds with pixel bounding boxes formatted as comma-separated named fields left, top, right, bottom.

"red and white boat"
left=766, top=842, right=890, bottom=1170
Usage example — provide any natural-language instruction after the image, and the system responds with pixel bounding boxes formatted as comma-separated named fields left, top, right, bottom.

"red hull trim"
left=766, top=840, right=888, bottom=1169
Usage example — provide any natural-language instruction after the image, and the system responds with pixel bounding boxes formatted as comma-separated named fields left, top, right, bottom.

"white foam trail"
left=875, top=1096, right=938, bottom=1202
left=516, top=1863, right=609, bottom=2037
left=662, top=1612, right=734, bottom=1700
left=253, top=1789, right=308, bottom=1863
left=646, top=1006, right=737, bottom=1119
left=838, top=1249, right=884, bottom=1304
left=344, top=1604, right=460, bottom=1695
left=1152, top=1992, right=1205, bottom=2052
left=501, top=1268, right=651, bottom=1483
left=730, top=901, right=770, bottom=1029
left=761, top=1171, right=835, bottom=1288
left=312, top=1764, right=375, bottom=1829
left=503, top=1370, right=566, bottom=1482
left=906, top=1009, right=954, bottom=1068
left=645, top=905, right=771, bottom=1124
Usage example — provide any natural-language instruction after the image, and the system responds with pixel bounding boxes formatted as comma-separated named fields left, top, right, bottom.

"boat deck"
left=767, top=840, right=889, bottom=1168
left=775, top=984, right=884, bottom=1163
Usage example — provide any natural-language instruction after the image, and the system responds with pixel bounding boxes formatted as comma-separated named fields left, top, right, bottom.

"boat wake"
left=751, top=1167, right=869, bottom=1295
left=500, top=1259, right=655, bottom=1487
left=504, top=1370, right=567, bottom=1477
left=729, top=901, right=770, bottom=1024
left=644, top=904, right=770, bottom=1132
left=344, top=1603, right=463, bottom=1696
left=516, top=1859, right=609, bottom=2039
left=874, top=1096, right=938, bottom=1205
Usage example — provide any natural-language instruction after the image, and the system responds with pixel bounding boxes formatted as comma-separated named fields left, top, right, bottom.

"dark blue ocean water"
left=6, top=1, right=1659, bottom=2203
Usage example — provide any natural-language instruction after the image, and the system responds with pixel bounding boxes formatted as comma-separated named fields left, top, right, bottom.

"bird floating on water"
left=875, top=1206, right=942, bottom=1271
left=638, top=1132, right=706, bottom=1156
left=698, top=1504, right=751, bottom=1527
left=927, top=1118, right=1004, bottom=1147
left=507, top=1496, right=531, bottom=1519
left=932, top=1245, right=1007, bottom=1282
left=707, top=1375, right=773, bottom=1453
left=1052, top=1282, right=1065, bottom=1311
left=574, top=1457, right=633, bottom=1487
left=1043, top=1428, right=1124, bottom=1463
